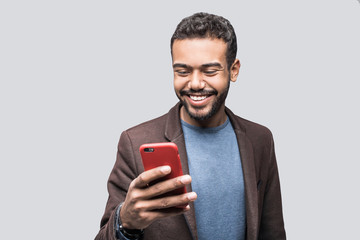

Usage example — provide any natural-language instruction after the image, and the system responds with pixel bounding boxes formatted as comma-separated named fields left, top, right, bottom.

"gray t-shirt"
left=181, top=117, right=246, bottom=240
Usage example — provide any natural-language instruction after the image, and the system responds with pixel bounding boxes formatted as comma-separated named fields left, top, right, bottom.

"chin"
left=184, top=103, right=217, bottom=121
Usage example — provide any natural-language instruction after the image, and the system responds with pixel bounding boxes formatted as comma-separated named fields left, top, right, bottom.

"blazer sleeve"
left=95, top=131, right=140, bottom=240
left=258, top=134, right=286, bottom=239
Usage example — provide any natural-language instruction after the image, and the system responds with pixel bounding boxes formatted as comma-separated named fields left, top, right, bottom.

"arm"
left=95, top=131, right=197, bottom=240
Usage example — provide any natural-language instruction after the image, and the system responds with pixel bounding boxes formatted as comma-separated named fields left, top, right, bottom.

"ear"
left=230, top=59, right=241, bottom=82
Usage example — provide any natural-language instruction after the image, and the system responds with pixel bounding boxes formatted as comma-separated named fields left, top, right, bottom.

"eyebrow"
left=173, top=63, right=192, bottom=69
left=173, top=62, right=223, bottom=69
left=201, top=62, right=223, bottom=69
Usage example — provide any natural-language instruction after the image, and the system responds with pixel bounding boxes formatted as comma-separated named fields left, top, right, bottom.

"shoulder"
left=226, top=108, right=274, bottom=145
left=122, top=102, right=181, bottom=144
left=125, top=112, right=168, bottom=137
left=234, top=115, right=272, bottom=136
left=119, top=108, right=175, bottom=151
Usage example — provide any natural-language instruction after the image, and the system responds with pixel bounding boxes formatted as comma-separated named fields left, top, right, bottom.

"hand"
left=120, top=165, right=197, bottom=230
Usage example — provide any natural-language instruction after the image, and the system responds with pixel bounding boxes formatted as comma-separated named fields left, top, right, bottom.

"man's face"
left=172, top=38, right=238, bottom=125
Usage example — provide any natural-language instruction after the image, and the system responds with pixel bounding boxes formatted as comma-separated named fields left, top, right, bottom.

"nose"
left=188, top=71, right=205, bottom=90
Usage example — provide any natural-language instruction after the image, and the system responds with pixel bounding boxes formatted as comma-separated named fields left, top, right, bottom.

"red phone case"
left=139, top=142, right=187, bottom=197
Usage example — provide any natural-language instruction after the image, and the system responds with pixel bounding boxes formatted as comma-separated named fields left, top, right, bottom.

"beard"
left=177, top=80, right=230, bottom=121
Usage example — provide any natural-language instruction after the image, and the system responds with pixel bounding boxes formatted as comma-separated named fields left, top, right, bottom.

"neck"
left=180, top=105, right=227, bottom=128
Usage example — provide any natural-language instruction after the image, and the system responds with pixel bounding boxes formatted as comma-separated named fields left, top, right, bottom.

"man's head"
left=171, top=12, right=237, bottom=71
left=171, top=13, right=240, bottom=127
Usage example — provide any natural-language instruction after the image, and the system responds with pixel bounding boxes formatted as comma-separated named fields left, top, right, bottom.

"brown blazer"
left=95, top=102, right=286, bottom=240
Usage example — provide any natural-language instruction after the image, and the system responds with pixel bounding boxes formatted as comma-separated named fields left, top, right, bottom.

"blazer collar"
left=164, top=102, right=183, bottom=142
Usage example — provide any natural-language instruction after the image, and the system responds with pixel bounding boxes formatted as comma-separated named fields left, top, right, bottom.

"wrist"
left=115, top=203, right=144, bottom=240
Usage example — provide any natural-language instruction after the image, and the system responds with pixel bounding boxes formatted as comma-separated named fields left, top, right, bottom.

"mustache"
left=180, top=89, right=218, bottom=96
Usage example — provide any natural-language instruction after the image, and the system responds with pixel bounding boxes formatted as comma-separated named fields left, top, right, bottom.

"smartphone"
left=139, top=142, right=187, bottom=197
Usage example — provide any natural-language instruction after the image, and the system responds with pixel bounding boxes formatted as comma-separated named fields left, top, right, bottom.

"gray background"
left=1, top=0, right=359, bottom=239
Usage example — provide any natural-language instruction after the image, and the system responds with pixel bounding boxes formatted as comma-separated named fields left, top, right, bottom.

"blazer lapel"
left=227, top=108, right=259, bottom=240
left=236, top=131, right=259, bottom=239
left=164, top=103, right=198, bottom=240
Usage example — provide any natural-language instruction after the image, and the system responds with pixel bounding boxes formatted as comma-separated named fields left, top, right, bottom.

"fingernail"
left=187, top=192, right=197, bottom=201
left=161, top=166, right=171, bottom=173
left=180, top=175, right=191, bottom=184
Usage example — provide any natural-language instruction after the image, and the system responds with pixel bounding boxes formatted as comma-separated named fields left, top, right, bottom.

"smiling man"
left=95, top=12, right=286, bottom=240
left=173, top=38, right=239, bottom=127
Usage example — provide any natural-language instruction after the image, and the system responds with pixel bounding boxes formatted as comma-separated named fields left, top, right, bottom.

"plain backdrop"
left=1, top=0, right=359, bottom=239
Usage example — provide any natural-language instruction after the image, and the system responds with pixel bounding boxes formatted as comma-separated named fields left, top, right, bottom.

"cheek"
left=207, top=78, right=228, bottom=92
left=173, top=78, right=187, bottom=92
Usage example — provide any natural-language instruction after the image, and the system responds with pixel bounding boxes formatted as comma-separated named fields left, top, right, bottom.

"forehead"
left=172, top=38, right=227, bottom=66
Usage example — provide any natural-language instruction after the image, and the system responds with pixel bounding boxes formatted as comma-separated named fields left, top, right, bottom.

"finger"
left=144, top=174, right=192, bottom=199
left=146, top=192, right=197, bottom=210
left=146, top=205, right=191, bottom=220
left=125, top=205, right=191, bottom=229
left=134, top=166, right=171, bottom=188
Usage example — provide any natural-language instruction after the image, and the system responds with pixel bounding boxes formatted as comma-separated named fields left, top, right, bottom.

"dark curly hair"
left=171, top=12, right=237, bottom=70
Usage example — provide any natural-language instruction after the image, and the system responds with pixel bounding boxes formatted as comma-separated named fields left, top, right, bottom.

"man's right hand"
left=119, top=165, right=197, bottom=230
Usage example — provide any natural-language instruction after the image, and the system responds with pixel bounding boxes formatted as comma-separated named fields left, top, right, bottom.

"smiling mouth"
left=189, top=95, right=208, bottom=101
left=180, top=90, right=217, bottom=102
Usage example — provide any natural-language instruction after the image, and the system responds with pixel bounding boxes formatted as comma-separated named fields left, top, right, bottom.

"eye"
left=203, top=70, right=218, bottom=76
left=175, top=70, right=190, bottom=76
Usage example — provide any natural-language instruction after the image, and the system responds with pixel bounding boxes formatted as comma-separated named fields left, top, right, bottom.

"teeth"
left=190, top=95, right=207, bottom=101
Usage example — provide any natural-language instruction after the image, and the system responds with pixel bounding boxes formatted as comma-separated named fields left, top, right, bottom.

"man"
left=95, top=12, right=286, bottom=240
